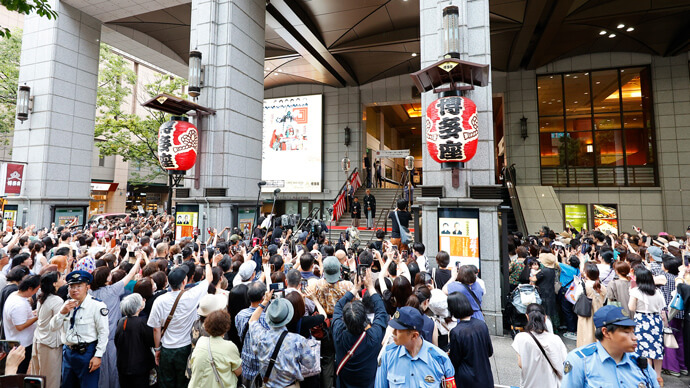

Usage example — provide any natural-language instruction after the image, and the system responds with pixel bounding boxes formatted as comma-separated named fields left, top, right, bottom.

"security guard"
left=562, top=305, right=660, bottom=388
left=375, top=306, right=455, bottom=388
left=50, top=270, right=109, bottom=388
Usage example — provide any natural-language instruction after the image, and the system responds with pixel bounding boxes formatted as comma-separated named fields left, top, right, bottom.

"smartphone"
left=115, top=238, right=121, bottom=245
left=200, top=243, right=207, bottom=251
left=0, top=340, right=20, bottom=353
left=270, top=283, right=285, bottom=291
left=128, top=251, right=135, bottom=258
left=24, top=377, right=44, bottom=388
left=357, top=264, right=368, bottom=278
left=391, top=245, right=398, bottom=252
left=173, top=254, right=183, bottom=265
left=300, top=279, right=308, bottom=291
left=455, top=261, right=462, bottom=269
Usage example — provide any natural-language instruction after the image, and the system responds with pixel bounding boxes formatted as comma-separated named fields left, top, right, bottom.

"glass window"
left=537, top=66, right=656, bottom=187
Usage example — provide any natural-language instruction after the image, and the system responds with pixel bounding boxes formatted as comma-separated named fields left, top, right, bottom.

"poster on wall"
left=564, top=204, right=588, bottom=231
left=438, top=208, right=480, bottom=269
left=55, top=207, right=85, bottom=226
left=262, top=94, right=322, bottom=193
left=592, top=204, right=618, bottom=235
left=3, top=204, right=17, bottom=231
left=238, top=208, right=255, bottom=238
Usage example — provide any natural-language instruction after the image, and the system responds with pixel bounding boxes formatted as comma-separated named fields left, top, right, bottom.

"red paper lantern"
left=425, top=96, right=479, bottom=163
left=158, top=116, right=198, bottom=171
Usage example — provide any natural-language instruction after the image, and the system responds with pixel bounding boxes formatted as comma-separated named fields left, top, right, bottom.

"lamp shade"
left=405, top=155, right=415, bottom=171
left=188, top=50, right=202, bottom=98
left=16, top=85, right=30, bottom=122
left=425, top=96, right=479, bottom=163
left=443, top=6, right=460, bottom=58
left=158, top=116, right=198, bottom=172
left=341, top=156, right=351, bottom=172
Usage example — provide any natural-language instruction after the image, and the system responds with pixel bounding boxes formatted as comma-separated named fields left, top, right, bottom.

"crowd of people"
left=0, top=208, right=688, bottom=388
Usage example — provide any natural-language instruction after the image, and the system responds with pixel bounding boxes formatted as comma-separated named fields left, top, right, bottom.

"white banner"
left=374, top=149, right=410, bottom=158
left=261, top=95, right=323, bottom=193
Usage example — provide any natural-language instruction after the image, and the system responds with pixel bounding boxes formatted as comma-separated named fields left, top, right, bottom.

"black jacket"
left=351, top=202, right=362, bottom=219
left=363, top=194, right=376, bottom=214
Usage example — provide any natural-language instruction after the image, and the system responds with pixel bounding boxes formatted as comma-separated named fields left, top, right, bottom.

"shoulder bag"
left=527, top=332, right=562, bottom=380
left=393, top=211, right=412, bottom=245
left=262, top=331, right=289, bottom=385
left=161, top=289, right=187, bottom=338
left=336, top=331, right=367, bottom=375
left=462, top=283, right=483, bottom=312
left=573, top=279, right=592, bottom=317
left=207, top=337, right=226, bottom=388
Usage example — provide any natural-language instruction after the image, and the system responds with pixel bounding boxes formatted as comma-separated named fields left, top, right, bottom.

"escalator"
left=500, top=164, right=527, bottom=236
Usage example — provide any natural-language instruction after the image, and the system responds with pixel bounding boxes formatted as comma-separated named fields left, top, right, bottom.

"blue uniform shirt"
left=562, top=341, right=660, bottom=388
left=375, top=340, right=454, bottom=388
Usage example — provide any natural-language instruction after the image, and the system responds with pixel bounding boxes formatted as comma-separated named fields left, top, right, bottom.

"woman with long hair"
left=29, top=241, right=47, bottom=275
left=226, top=284, right=249, bottom=350
left=511, top=304, right=567, bottom=388
left=405, top=285, right=438, bottom=345
left=574, top=262, right=607, bottom=347
left=31, top=271, right=65, bottom=388
left=629, top=265, right=665, bottom=385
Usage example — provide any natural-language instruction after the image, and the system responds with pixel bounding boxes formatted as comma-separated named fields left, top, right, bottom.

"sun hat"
left=197, top=294, right=227, bottom=316
left=266, top=298, right=294, bottom=328
left=322, top=256, right=341, bottom=283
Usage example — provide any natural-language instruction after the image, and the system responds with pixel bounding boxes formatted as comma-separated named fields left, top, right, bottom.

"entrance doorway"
left=363, top=103, right=423, bottom=188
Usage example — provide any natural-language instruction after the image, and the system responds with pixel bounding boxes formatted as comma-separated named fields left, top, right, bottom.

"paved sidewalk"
left=489, top=335, right=689, bottom=387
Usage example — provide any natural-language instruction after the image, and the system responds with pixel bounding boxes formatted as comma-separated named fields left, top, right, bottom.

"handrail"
left=331, top=168, right=362, bottom=222
left=333, top=168, right=359, bottom=202
left=501, top=164, right=527, bottom=235
left=366, top=170, right=411, bottom=246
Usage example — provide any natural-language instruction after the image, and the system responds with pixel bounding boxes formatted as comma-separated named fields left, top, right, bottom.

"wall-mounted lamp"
left=341, top=156, right=351, bottom=173
left=586, top=144, right=594, bottom=153
left=344, top=126, right=351, bottom=147
left=520, top=116, right=528, bottom=140
left=442, top=6, right=460, bottom=59
left=16, top=85, right=32, bottom=122
left=188, top=50, right=203, bottom=98
left=404, top=155, right=415, bottom=171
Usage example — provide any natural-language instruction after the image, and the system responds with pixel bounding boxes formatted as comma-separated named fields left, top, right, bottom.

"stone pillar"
left=419, top=0, right=502, bottom=334
left=185, top=0, right=266, bottom=229
left=11, top=0, right=101, bottom=227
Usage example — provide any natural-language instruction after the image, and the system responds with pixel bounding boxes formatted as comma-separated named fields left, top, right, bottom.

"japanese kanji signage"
left=425, top=96, right=479, bottom=163
left=158, top=117, right=198, bottom=171
left=0, top=163, right=24, bottom=196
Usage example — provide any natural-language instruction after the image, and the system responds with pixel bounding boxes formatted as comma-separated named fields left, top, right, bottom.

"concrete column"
left=185, top=0, right=266, bottom=229
left=419, top=0, right=502, bottom=334
left=11, top=0, right=101, bottom=226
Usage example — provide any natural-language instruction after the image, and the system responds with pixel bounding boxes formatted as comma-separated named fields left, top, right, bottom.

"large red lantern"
left=158, top=116, right=198, bottom=171
left=425, top=96, right=479, bottom=163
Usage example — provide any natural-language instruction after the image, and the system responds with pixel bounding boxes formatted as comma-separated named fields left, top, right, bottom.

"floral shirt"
left=249, top=321, right=317, bottom=388
left=307, top=278, right=353, bottom=316
left=509, top=259, right=525, bottom=286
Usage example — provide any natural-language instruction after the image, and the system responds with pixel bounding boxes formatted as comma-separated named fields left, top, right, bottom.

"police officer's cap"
left=593, top=305, right=636, bottom=328
left=388, top=306, right=425, bottom=332
left=66, top=270, right=93, bottom=285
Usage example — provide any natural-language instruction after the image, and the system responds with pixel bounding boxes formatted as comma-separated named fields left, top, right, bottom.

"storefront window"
left=538, top=66, right=656, bottom=187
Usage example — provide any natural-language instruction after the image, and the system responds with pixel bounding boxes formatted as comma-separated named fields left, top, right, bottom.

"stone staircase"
left=335, top=187, right=415, bottom=244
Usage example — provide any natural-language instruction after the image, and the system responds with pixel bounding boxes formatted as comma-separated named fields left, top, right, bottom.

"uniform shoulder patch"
left=563, top=361, right=572, bottom=374
left=100, top=308, right=109, bottom=316
left=92, top=297, right=102, bottom=302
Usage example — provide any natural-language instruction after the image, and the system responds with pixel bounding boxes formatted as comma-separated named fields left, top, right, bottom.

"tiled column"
left=186, top=0, right=265, bottom=229
left=420, top=0, right=502, bottom=334
left=11, top=0, right=101, bottom=226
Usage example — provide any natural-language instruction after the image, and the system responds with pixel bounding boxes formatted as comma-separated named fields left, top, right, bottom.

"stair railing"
left=501, top=164, right=527, bottom=235
left=366, top=170, right=411, bottom=246
left=331, top=168, right=360, bottom=223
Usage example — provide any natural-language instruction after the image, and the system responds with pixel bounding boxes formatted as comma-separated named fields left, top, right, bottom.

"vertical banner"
left=262, top=94, right=323, bottom=193
left=175, top=204, right=199, bottom=240
left=0, top=163, right=25, bottom=197
left=438, top=208, right=480, bottom=269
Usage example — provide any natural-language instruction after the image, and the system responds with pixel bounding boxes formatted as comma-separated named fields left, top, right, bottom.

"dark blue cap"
left=593, top=305, right=636, bottom=328
left=66, top=270, right=93, bottom=285
left=389, top=306, right=425, bottom=332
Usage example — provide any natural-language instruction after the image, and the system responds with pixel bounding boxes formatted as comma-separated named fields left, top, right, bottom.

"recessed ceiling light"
left=596, top=81, right=601, bottom=84
left=273, top=73, right=279, bottom=76
left=411, top=127, right=416, bottom=129
left=621, top=69, right=625, bottom=72
left=265, top=67, right=270, bottom=70
left=609, top=33, right=616, bottom=38
left=599, top=30, right=607, bottom=35
left=574, top=101, right=578, bottom=104
left=626, top=27, right=634, bottom=32
left=566, top=74, right=570, bottom=77
left=573, top=76, right=578, bottom=78
left=411, top=53, right=417, bottom=57
left=617, top=24, right=625, bottom=29
left=278, top=69, right=282, bottom=72
left=584, top=92, right=588, bottom=95
left=584, top=72, right=589, bottom=75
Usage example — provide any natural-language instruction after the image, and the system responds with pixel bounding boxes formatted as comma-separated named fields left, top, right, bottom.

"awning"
left=411, top=58, right=490, bottom=94
left=91, top=182, right=119, bottom=192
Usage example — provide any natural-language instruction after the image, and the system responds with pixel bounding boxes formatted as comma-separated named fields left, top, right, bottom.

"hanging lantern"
left=425, top=96, right=479, bottom=163
left=158, top=116, right=198, bottom=171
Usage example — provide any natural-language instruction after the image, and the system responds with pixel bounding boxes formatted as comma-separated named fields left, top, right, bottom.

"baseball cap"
left=229, top=234, right=240, bottom=243
left=66, top=270, right=93, bottom=285
left=388, top=306, right=425, bottom=332
left=238, top=261, right=257, bottom=281
left=299, top=231, right=309, bottom=241
left=322, top=256, right=341, bottom=283
left=593, top=305, right=636, bottom=328
left=266, top=298, right=294, bottom=328
left=167, top=266, right=189, bottom=288
left=267, top=244, right=279, bottom=256
left=647, top=246, right=663, bottom=262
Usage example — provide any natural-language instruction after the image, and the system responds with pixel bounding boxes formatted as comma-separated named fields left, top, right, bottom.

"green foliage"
left=0, top=28, right=21, bottom=145
left=94, top=43, right=188, bottom=183
left=0, top=1, right=57, bottom=38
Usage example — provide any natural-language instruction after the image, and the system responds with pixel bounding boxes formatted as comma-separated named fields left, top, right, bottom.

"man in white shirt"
left=3, top=274, right=40, bottom=373
left=148, top=262, right=212, bottom=388
left=412, top=242, right=428, bottom=272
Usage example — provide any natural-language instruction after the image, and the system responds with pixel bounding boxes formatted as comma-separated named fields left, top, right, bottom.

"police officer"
left=562, top=305, right=660, bottom=388
left=50, top=270, right=109, bottom=387
left=375, top=306, right=455, bottom=388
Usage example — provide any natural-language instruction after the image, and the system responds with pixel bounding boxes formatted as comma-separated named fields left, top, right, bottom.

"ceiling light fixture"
left=626, top=27, right=634, bottom=32
left=609, top=33, right=616, bottom=38
left=617, top=24, right=625, bottom=29
left=411, top=53, right=417, bottom=57
left=599, top=30, right=607, bottom=35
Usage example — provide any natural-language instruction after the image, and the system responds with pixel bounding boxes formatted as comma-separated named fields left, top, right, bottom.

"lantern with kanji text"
left=158, top=116, right=198, bottom=172
left=425, top=96, right=478, bottom=164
